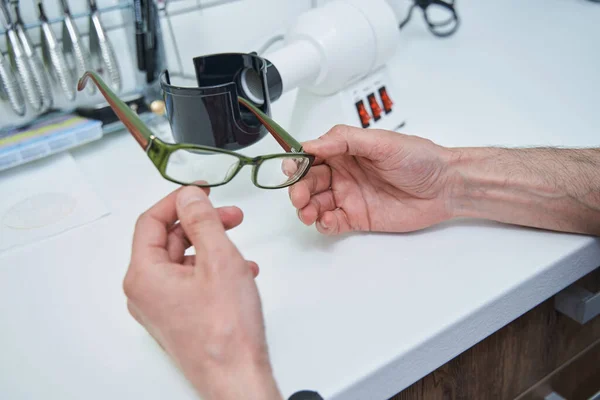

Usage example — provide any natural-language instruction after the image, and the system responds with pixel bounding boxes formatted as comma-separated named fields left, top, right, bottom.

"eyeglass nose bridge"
left=226, top=156, right=263, bottom=182
left=234, top=156, right=263, bottom=169
left=237, top=156, right=257, bottom=165
left=218, top=156, right=263, bottom=189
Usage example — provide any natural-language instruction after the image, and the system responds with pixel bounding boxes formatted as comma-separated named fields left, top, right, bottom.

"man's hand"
left=289, top=125, right=455, bottom=234
left=291, top=125, right=600, bottom=236
left=124, top=187, right=282, bottom=400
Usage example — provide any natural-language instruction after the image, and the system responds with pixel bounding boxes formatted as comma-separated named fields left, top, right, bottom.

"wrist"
left=444, top=147, right=477, bottom=219
left=186, top=353, right=281, bottom=400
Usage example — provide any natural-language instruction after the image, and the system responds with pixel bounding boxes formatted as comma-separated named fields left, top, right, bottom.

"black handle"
left=288, top=391, right=324, bottom=400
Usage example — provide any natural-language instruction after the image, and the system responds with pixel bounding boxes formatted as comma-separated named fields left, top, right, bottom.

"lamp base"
left=289, top=65, right=406, bottom=142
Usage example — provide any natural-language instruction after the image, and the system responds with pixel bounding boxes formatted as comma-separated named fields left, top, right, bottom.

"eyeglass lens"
left=165, top=149, right=241, bottom=185
left=256, top=156, right=311, bottom=188
left=164, top=149, right=311, bottom=188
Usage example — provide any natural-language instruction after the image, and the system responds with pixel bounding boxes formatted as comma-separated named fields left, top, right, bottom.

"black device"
left=159, top=52, right=282, bottom=150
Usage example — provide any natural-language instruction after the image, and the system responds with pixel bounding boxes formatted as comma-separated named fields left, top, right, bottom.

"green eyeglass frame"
left=77, top=71, right=315, bottom=189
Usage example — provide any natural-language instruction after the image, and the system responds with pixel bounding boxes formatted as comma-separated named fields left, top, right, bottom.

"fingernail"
left=178, top=187, right=204, bottom=207
left=297, top=208, right=303, bottom=222
left=318, top=219, right=328, bottom=230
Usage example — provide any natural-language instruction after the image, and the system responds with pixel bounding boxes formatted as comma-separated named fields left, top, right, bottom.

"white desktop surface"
left=1, top=1, right=600, bottom=399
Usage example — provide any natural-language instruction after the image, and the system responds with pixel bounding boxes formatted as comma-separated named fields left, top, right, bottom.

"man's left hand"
left=124, top=186, right=281, bottom=400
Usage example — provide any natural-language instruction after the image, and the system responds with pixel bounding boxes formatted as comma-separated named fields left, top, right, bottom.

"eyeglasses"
left=77, top=71, right=315, bottom=189
left=399, top=0, right=460, bottom=38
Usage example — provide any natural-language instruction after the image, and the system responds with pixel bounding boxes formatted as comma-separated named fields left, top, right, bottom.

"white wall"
left=159, top=0, right=314, bottom=78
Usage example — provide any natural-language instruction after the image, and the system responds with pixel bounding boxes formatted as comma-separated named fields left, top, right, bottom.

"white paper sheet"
left=0, top=153, right=109, bottom=252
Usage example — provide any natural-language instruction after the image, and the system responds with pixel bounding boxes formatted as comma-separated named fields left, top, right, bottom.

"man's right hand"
left=289, top=125, right=456, bottom=235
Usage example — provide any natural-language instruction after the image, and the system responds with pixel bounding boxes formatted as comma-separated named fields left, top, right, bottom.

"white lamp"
left=261, top=0, right=405, bottom=140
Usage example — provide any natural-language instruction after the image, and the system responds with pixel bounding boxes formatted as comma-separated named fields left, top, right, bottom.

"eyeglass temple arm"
left=237, top=97, right=303, bottom=153
left=77, top=71, right=153, bottom=149
left=78, top=72, right=303, bottom=154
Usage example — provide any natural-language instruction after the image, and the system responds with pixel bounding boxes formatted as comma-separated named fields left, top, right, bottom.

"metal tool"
left=0, top=50, right=26, bottom=116
left=88, top=0, right=121, bottom=92
left=133, top=0, right=146, bottom=71
left=10, top=0, right=53, bottom=110
left=144, top=0, right=156, bottom=83
left=60, top=0, right=95, bottom=94
left=0, top=0, right=43, bottom=112
left=36, top=0, right=76, bottom=101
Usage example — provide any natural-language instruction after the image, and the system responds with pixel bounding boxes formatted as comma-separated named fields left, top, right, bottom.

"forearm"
left=447, top=147, right=600, bottom=235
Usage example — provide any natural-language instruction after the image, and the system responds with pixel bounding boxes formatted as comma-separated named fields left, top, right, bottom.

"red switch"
left=367, top=93, right=382, bottom=121
left=378, top=86, right=393, bottom=114
left=355, top=100, right=371, bottom=128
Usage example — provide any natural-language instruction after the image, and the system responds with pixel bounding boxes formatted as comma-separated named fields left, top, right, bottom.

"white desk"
left=1, top=1, right=600, bottom=399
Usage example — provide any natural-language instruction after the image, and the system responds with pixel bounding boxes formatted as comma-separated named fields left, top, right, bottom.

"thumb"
left=302, top=125, right=391, bottom=161
left=176, top=186, right=230, bottom=254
